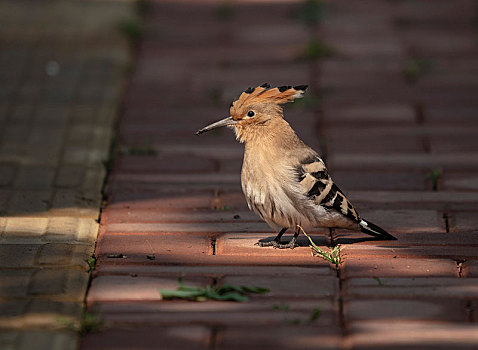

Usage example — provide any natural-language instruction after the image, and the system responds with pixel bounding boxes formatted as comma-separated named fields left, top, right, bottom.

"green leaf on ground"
left=159, top=277, right=269, bottom=302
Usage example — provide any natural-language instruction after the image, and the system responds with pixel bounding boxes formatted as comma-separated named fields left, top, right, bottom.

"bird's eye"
left=247, top=111, right=255, bottom=117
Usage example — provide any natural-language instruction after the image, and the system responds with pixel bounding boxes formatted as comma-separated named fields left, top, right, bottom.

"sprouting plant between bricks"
left=159, top=277, right=269, bottom=302
left=298, top=225, right=343, bottom=266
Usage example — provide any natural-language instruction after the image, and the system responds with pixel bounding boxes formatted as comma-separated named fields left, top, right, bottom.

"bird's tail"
left=359, top=219, right=397, bottom=240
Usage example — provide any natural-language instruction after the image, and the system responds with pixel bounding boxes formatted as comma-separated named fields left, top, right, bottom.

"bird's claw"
left=255, top=240, right=298, bottom=249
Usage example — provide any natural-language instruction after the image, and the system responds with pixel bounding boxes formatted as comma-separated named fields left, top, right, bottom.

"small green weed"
left=216, top=1, right=235, bottom=21
left=58, top=310, right=105, bottom=335
left=298, top=225, right=343, bottom=266
left=118, top=17, right=143, bottom=44
left=403, top=57, right=434, bottom=84
left=296, top=0, right=327, bottom=25
left=283, top=306, right=321, bottom=325
left=136, top=0, right=151, bottom=16
left=299, top=39, right=336, bottom=61
left=373, top=277, right=383, bottom=286
left=159, top=277, right=269, bottom=302
left=123, top=145, right=157, bottom=156
left=272, top=303, right=290, bottom=311
left=308, top=306, right=321, bottom=322
left=426, top=168, right=442, bottom=191
left=79, top=311, right=106, bottom=335
left=217, top=205, right=231, bottom=211
left=86, top=256, right=96, bottom=273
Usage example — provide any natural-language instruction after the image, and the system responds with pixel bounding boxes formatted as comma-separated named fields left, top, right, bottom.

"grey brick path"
left=0, top=1, right=133, bottom=349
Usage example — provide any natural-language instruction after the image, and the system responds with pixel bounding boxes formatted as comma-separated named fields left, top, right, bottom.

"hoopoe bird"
left=196, top=84, right=396, bottom=249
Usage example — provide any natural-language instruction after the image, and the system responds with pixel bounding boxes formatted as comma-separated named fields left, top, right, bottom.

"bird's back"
left=240, top=117, right=357, bottom=231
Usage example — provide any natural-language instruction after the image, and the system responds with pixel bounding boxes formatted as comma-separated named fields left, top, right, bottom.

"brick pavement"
left=0, top=1, right=133, bottom=349
left=82, top=0, right=478, bottom=349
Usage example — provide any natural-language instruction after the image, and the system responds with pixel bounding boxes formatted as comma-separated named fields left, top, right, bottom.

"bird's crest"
left=230, top=83, right=307, bottom=113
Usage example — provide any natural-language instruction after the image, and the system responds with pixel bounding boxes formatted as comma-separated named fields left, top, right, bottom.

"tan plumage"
left=197, top=84, right=396, bottom=248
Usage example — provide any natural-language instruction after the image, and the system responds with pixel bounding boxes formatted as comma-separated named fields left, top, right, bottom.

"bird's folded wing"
left=295, top=155, right=360, bottom=223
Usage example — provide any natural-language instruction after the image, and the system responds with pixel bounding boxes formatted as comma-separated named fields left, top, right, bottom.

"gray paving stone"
left=7, top=191, right=51, bottom=215
left=55, top=166, right=85, bottom=188
left=44, top=217, right=99, bottom=243
left=0, top=244, right=37, bottom=267
left=28, top=269, right=89, bottom=301
left=0, top=300, right=84, bottom=330
left=36, top=243, right=93, bottom=269
left=50, top=190, right=100, bottom=218
left=0, top=189, right=10, bottom=213
left=14, top=166, right=55, bottom=190
left=16, top=331, right=77, bottom=350
left=10, top=104, right=35, bottom=124
left=0, top=164, right=16, bottom=187
left=4, top=217, right=48, bottom=237
left=0, top=0, right=132, bottom=347
left=0, top=270, right=32, bottom=298
left=0, top=331, right=18, bottom=350
left=4, top=217, right=48, bottom=238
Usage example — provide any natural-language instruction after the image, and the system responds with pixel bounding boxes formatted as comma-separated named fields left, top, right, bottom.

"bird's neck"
left=240, top=117, right=302, bottom=155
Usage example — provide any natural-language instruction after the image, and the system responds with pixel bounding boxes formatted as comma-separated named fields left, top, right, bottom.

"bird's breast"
left=240, top=150, right=313, bottom=229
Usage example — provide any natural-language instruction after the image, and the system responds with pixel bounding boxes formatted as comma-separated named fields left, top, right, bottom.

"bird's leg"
left=256, top=227, right=287, bottom=247
left=274, top=226, right=300, bottom=249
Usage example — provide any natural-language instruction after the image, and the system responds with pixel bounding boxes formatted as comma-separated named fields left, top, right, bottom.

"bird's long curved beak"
left=195, top=116, right=236, bottom=135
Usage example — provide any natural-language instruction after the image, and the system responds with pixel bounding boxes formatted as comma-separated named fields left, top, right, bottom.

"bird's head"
left=196, top=83, right=307, bottom=143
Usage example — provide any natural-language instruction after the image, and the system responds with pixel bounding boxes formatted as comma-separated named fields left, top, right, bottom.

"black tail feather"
left=360, top=219, right=397, bottom=240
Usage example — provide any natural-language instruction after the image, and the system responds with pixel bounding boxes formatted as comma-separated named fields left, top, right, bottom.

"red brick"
left=449, top=212, right=478, bottom=232
left=80, top=326, right=209, bottom=350
left=93, top=299, right=336, bottom=327
left=116, top=154, right=217, bottom=174
left=345, top=299, right=465, bottom=322
left=426, top=106, right=478, bottom=124
left=222, top=275, right=338, bottom=299
left=345, top=321, right=478, bottom=350
left=217, top=232, right=331, bottom=262
left=104, top=222, right=270, bottom=234
left=101, top=208, right=259, bottom=224
left=332, top=170, right=426, bottom=191
left=393, top=0, right=474, bottom=21
left=443, top=173, right=478, bottom=191
left=430, top=135, right=478, bottom=153
left=400, top=29, right=477, bottom=55
left=95, top=230, right=331, bottom=267
left=107, top=173, right=241, bottom=194
left=462, top=260, right=478, bottom=278
left=345, top=277, right=478, bottom=298
left=336, top=230, right=478, bottom=246
left=342, top=257, right=458, bottom=278
left=108, top=192, right=213, bottom=210
left=326, top=133, right=423, bottom=155
left=345, top=190, right=478, bottom=211
left=330, top=153, right=478, bottom=171
left=95, top=232, right=212, bottom=264
left=342, top=243, right=477, bottom=260
left=96, top=265, right=333, bottom=278
left=87, top=275, right=210, bottom=304
left=358, top=209, right=444, bottom=234
left=324, top=103, right=415, bottom=125
left=322, top=69, right=405, bottom=91
left=154, top=141, right=243, bottom=159
left=218, top=325, right=341, bottom=350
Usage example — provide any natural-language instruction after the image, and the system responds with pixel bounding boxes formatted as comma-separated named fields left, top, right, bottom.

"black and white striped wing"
left=295, top=155, right=360, bottom=223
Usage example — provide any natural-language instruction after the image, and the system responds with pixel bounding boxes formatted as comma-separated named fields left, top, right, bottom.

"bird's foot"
left=255, top=239, right=298, bottom=249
